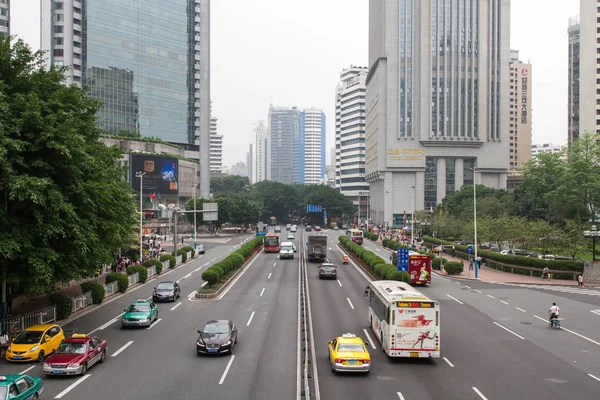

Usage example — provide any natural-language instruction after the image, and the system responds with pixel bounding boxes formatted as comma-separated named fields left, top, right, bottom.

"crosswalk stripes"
left=497, top=282, right=600, bottom=296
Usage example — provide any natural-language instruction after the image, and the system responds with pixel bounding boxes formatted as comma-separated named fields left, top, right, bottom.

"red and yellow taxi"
left=42, top=333, right=108, bottom=375
left=6, top=324, right=65, bottom=362
left=327, top=333, right=371, bottom=373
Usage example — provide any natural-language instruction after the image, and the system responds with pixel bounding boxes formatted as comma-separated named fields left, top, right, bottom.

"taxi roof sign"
left=342, top=333, right=356, bottom=338
left=136, top=299, right=147, bottom=302
left=0, top=376, right=6, bottom=381
left=71, top=333, right=87, bottom=339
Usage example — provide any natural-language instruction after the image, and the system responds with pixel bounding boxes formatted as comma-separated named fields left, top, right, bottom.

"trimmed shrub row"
left=127, top=265, right=148, bottom=283
left=49, top=292, right=73, bottom=320
left=160, top=254, right=177, bottom=268
left=381, top=238, right=437, bottom=260
left=172, top=248, right=188, bottom=263
left=80, top=281, right=106, bottom=305
left=201, top=237, right=264, bottom=288
left=106, top=272, right=129, bottom=293
left=339, top=236, right=409, bottom=282
left=144, top=258, right=164, bottom=275
left=443, top=261, right=463, bottom=275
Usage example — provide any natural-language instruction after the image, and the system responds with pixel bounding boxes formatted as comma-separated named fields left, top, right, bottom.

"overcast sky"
left=11, top=0, right=579, bottom=167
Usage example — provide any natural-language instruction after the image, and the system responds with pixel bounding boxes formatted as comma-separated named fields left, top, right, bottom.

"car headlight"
left=43, top=363, right=49, bottom=368
left=6, top=346, right=10, bottom=352
left=71, top=363, right=80, bottom=367
left=139, top=318, right=149, bottom=322
left=223, top=340, right=231, bottom=346
left=29, top=345, right=39, bottom=352
left=197, top=341, right=205, bottom=347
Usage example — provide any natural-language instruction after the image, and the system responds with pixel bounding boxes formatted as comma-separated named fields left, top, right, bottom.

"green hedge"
left=159, top=254, right=176, bottom=268
left=201, top=237, right=263, bottom=288
left=144, top=258, right=164, bottom=275
left=49, top=292, right=73, bottom=320
left=444, top=261, right=463, bottom=275
left=431, top=257, right=449, bottom=270
left=381, top=239, right=436, bottom=259
left=105, top=272, right=129, bottom=293
left=80, top=281, right=106, bottom=305
left=173, top=248, right=187, bottom=263
left=339, top=236, right=409, bottom=282
left=127, top=265, right=148, bottom=283
left=182, top=245, right=196, bottom=258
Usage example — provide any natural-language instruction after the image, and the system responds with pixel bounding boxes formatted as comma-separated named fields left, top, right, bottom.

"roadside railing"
left=128, top=272, right=140, bottom=286
left=104, top=281, right=119, bottom=297
left=146, top=265, right=157, bottom=278
left=186, top=251, right=192, bottom=260
left=7, top=305, right=56, bottom=332
left=72, top=291, right=93, bottom=312
left=163, top=260, right=170, bottom=269
left=176, top=255, right=182, bottom=264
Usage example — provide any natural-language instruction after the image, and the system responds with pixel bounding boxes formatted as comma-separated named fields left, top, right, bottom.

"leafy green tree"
left=559, top=220, right=586, bottom=259
left=440, top=185, right=515, bottom=220
left=211, top=175, right=251, bottom=196
left=0, top=38, right=137, bottom=294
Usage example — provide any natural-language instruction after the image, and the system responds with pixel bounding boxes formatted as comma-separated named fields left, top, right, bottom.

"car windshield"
left=56, top=342, right=87, bottom=354
left=127, top=304, right=150, bottom=312
left=13, top=330, right=43, bottom=344
left=281, top=246, right=293, bottom=251
left=156, top=283, right=173, bottom=290
left=203, top=323, right=229, bottom=334
left=0, top=387, right=6, bottom=397
left=338, top=344, right=365, bottom=352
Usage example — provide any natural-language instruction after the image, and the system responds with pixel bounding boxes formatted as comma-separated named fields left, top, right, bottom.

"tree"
left=0, top=38, right=138, bottom=294
left=559, top=220, right=586, bottom=259
left=211, top=175, right=251, bottom=196
left=183, top=195, right=262, bottom=226
left=440, top=185, right=515, bottom=220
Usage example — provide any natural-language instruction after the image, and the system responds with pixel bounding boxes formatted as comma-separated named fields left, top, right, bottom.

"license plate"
left=410, top=352, right=419, bottom=358
left=13, top=356, right=22, bottom=360
left=53, top=370, right=63, bottom=374
left=208, top=348, right=217, bottom=353
left=347, top=360, right=357, bottom=364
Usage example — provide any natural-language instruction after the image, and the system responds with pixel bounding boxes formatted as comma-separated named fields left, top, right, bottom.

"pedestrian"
left=0, top=330, right=8, bottom=359
left=578, top=274, right=585, bottom=288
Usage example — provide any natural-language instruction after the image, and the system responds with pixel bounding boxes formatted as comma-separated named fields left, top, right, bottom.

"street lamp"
left=410, top=185, right=416, bottom=246
left=583, top=225, right=599, bottom=261
left=470, top=167, right=480, bottom=278
left=135, top=172, right=146, bottom=264
left=191, top=183, right=199, bottom=250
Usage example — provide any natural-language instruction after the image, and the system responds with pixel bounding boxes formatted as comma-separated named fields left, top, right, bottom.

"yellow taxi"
left=327, top=333, right=371, bottom=373
left=6, top=324, right=65, bottom=362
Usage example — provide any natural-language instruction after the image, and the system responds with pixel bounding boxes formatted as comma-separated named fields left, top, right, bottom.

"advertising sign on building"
left=131, top=154, right=179, bottom=195
left=520, top=68, right=528, bottom=124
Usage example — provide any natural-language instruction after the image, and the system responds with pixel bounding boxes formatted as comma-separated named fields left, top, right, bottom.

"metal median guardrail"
left=147, top=265, right=157, bottom=278
left=104, top=280, right=119, bottom=296
left=176, top=255, right=183, bottom=264
left=163, top=259, right=170, bottom=269
left=7, top=305, right=57, bottom=332
left=72, top=291, right=93, bottom=312
left=127, top=272, right=140, bottom=286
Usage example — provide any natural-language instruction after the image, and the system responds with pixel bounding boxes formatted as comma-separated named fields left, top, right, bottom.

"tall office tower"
left=508, top=50, right=532, bottom=172
left=209, top=116, right=223, bottom=174
left=579, top=1, right=600, bottom=137
left=0, top=0, right=8, bottom=37
left=230, top=162, right=247, bottom=177
left=40, top=0, right=211, bottom=197
left=568, top=15, right=580, bottom=145
left=268, top=106, right=300, bottom=184
left=335, top=66, right=369, bottom=209
left=254, top=120, right=269, bottom=182
left=366, top=0, right=510, bottom=228
left=299, top=108, right=326, bottom=184
left=247, top=143, right=254, bottom=183
left=330, top=147, right=336, bottom=167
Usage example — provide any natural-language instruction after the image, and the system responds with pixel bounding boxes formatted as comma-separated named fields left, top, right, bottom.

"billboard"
left=131, top=154, right=179, bottom=195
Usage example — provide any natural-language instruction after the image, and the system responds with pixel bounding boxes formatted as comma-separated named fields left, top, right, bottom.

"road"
left=4, top=228, right=600, bottom=399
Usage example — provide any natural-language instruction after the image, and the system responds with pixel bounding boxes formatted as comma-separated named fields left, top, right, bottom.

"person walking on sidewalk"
left=578, top=274, right=585, bottom=288
left=0, top=331, right=8, bottom=359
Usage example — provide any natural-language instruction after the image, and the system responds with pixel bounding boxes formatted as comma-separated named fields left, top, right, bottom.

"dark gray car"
left=319, top=264, right=337, bottom=279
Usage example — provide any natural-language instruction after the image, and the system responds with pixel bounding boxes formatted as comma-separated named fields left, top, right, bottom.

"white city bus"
left=364, top=280, right=440, bottom=358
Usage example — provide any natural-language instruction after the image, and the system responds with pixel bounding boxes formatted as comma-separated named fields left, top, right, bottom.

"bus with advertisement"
left=345, top=229, right=364, bottom=245
left=363, top=281, right=440, bottom=358
left=263, top=233, right=280, bottom=253
left=391, top=251, right=432, bottom=286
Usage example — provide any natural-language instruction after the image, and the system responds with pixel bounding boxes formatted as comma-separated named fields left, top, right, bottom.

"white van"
left=280, top=241, right=295, bottom=259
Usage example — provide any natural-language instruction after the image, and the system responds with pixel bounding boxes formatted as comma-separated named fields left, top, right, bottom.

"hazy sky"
left=11, top=0, right=579, bottom=167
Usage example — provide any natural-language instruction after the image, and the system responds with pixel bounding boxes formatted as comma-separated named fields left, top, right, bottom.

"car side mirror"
left=327, top=341, right=332, bottom=345
left=364, top=342, right=369, bottom=346
left=153, top=287, right=156, bottom=289
left=197, top=330, right=202, bottom=334
left=364, top=287, right=370, bottom=297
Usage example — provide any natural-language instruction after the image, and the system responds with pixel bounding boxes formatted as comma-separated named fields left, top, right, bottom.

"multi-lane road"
left=3, top=229, right=600, bottom=399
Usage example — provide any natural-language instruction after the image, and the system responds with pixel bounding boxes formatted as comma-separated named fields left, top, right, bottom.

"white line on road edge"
left=455, top=281, right=461, bottom=285
left=246, top=311, right=255, bottom=326
left=500, top=300, right=509, bottom=305
left=260, top=288, right=265, bottom=297
left=588, top=373, right=600, bottom=382
left=493, top=322, right=525, bottom=340
left=273, top=262, right=276, bottom=267
left=376, top=248, right=381, bottom=252
left=474, top=290, right=482, bottom=293
left=446, top=294, right=464, bottom=304
left=268, top=273, right=272, bottom=279
left=472, top=387, right=489, bottom=400
left=533, top=315, right=600, bottom=346
left=464, top=286, right=471, bottom=289
left=487, top=294, right=495, bottom=298
left=111, top=341, right=134, bottom=357
left=213, top=249, right=263, bottom=301
left=397, top=392, right=406, bottom=400
left=362, top=329, right=377, bottom=350
left=347, top=298, right=355, bottom=309
left=591, top=310, right=600, bottom=316
left=147, top=318, right=162, bottom=330
left=337, top=279, right=342, bottom=287
left=188, top=291, right=198, bottom=299
left=54, top=374, right=92, bottom=398
left=200, top=282, right=208, bottom=288
left=184, top=273, right=192, bottom=279
left=443, top=357, right=455, bottom=367
left=194, top=267, right=202, bottom=272
left=328, top=247, right=332, bottom=250
left=218, top=355, right=236, bottom=384
left=170, top=302, right=182, bottom=311
left=19, top=366, right=35, bottom=375
left=516, top=307, right=527, bottom=313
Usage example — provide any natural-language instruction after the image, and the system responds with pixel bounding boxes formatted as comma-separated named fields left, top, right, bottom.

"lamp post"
left=358, top=192, right=361, bottom=227
left=470, top=167, right=480, bottom=278
left=410, top=185, right=416, bottom=247
left=584, top=225, right=599, bottom=261
left=135, top=172, right=146, bottom=264
left=191, top=183, right=199, bottom=249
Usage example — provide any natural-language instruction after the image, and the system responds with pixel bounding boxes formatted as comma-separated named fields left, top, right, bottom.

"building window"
left=53, top=49, right=64, bottom=57
left=424, top=157, right=438, bottom=210
left=463, top=158, right=476, bottom=186
left=446, top=158, right=455, bottom=196
left=53, top=25, right=63, bottom=33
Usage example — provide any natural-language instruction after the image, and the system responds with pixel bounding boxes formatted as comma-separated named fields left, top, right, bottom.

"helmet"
left=552, top=302, right=556, bottom=306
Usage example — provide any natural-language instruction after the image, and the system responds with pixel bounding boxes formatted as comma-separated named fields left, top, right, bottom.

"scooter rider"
left=549, top=302, right=560, bottom=323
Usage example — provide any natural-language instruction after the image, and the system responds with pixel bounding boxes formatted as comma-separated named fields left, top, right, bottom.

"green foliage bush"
left=49, top=292, right=73, bottom=320
left=201, top=268, right=220, bottom=287
left=159, top=254, right=176, bottom=268
left=144, top=258, right=163, bottom=275
left=182, top=245, right=196, bottom=258
left=431, top=258, right=448, bottom=270
left=127, top=265, right=148, bottom=283
left=105, top=272, right=129, bottom=292
left=80, top=281, right=106, bottom=305
left=444, top=261, right=464, bottom=275
left=172, top=248, right=188, bottom=263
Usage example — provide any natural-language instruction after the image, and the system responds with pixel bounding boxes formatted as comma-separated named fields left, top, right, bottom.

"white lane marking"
left=487, top=294, right=495, bottom=298
left=588, top=373, right=600, bottom=382
left=268, top=273, right=272, bottom=279
left=328, top=247, right=332, bottom=250
left=260, top=287, right=265, bottom=297
left=347, top=298, right=355, bottom=309
left=188, top=290, right=197, bottom=299
left=170, top=302, right=182, bottom=311
left=446, top=294, right=464, bottom=304
left=362, top=329, right=377, bottom=350
left=493, top=322, right=525, bottom=340
left=273, top=262, right=277, bottom=267
left=472, top=387, right=489, bottom=400
left=19, top=366, right=35, bottom=375
left=176, top=278, right=182, bottom=283
left=534, top=315, right=600, bottom=346
left=111, top=341, right=134, bottom=357
left=337, top=279, right=342, bottom=287
left=516, top=307, right=527, bottom=313
left=500, top=300, right=509, bottom=305
left=201, top=282, right=208, bottom=288
left=474, top=290, right=482, bottom=293
left=90, top=314, right=124, bottom=334
left=144, top=296, right=152, bottom=301
left=184, top=273, right=192, bottom=279
left=591, top=310, right=600, bottom=316
left=218, top=355, right=236, bottom=384
left=397, top=393, right=406, bottom=400
left=54, top=374, right=92, bottom=398
left=443, top=357, right=455, bottom=367
left=455, top=281, right=461, bottom=285
left=147, top=318, right=162, bottom=330
left=376, top=248, right=381, bottom=252
left=464, top=286, right=471, bottom=289
left=194, top=267, right=202, bottom=272
left=246, top=311, right=255, bottom=326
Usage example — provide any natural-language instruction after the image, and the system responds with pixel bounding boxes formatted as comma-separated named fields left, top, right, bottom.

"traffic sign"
left=466, top=245, right=473, bottom=254
left=397, top=248, right=409, bottom=272
left=307, top=204, right=323, bottom=213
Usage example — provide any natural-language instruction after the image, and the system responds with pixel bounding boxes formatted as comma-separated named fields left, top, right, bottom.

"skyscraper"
left=40, top=0, right=211, bottom=197
left=335, top=66, right=369, bottom=206
left=568, top=15, right=580, bottom=145
left=299, top=108, right=326, bottom=184
left=247, top=143, right=254, bottom=183
left=0, top=0, right=8, bottom=37
left=254, top=120, right=269, bottom=182
left=268, top=106, right=300, bottom=184
left=210, top=116, right=223, bottom=174
left=508, top=50, right=532, bottom=172
left=366, top=0, right=510, bottom=228
left=579, top=1, right=600, bottom=137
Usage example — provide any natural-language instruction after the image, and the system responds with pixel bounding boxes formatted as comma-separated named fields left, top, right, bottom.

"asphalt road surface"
left=3, top=229, right=600, bottom=399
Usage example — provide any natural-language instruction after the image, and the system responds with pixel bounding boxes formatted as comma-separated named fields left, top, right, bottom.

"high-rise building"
left=247, top=143, right=254, bottom=183
left=531, top=143, right=564, bottom=159
left=335, top=66, right=369, bottom=210
left=230, top=161, right=247, bottom=177
left=579, top=1, right=600, bottom=137
left=508, top=50, right=532, bottom=172
left=0, top=0, right=9, bottom=37
left=40, top=0, right=211, bottom=197
left=210, top=116, right=223, bottom=174
left=268, top=106, right=300, bottom=184
left=366, top=0, right=510, bottom=228
left=254, top=120, right=269, bottom=182
left=568, top=15, right=581, bottom=145
left=299, top=108, right=326, bottom=184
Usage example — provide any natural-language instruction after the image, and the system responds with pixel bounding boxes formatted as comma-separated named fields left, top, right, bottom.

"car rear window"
left=338, top=344, right=364, bottom=352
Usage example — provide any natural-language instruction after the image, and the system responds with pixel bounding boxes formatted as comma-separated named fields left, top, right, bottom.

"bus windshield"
left=265, top=236, right=279, bottom=246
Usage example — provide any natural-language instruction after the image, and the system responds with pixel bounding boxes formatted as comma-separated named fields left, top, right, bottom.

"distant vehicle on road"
left=197, top=244, right=206, bottom=254
left=286, top=224, right=291, bottom=231
left=290, top=225, right=297, bottom=233
left=264, top=233, right=281, bottom=253
left=307, top=235, right=327, bottom=262
left=43, top=333, right=107, bottom=376
left=319, top=263, right=337, bottom=279
left=153, top=281, right=181, bottom=302
left=327, top=333, right=370, bottom=373
left=280, top=241, right=295, bottom=259
left=121, top=300, right=158, bottom=328
left=314, top=226, right=322, bottom=231
left=274, top=226, right=282, bottom=233
left=305, top=225, right=312, bottom=232
left=287, top=232, right=295, bottom=240
left=346, top=229, right=364, bottom=245
left=197, top=320, right=238, bottom=355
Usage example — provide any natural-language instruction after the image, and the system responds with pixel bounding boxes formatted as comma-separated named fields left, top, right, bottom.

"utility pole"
left=136, top=172, right=146, bottom=263
left=174, top=211, right=179, bottom=262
